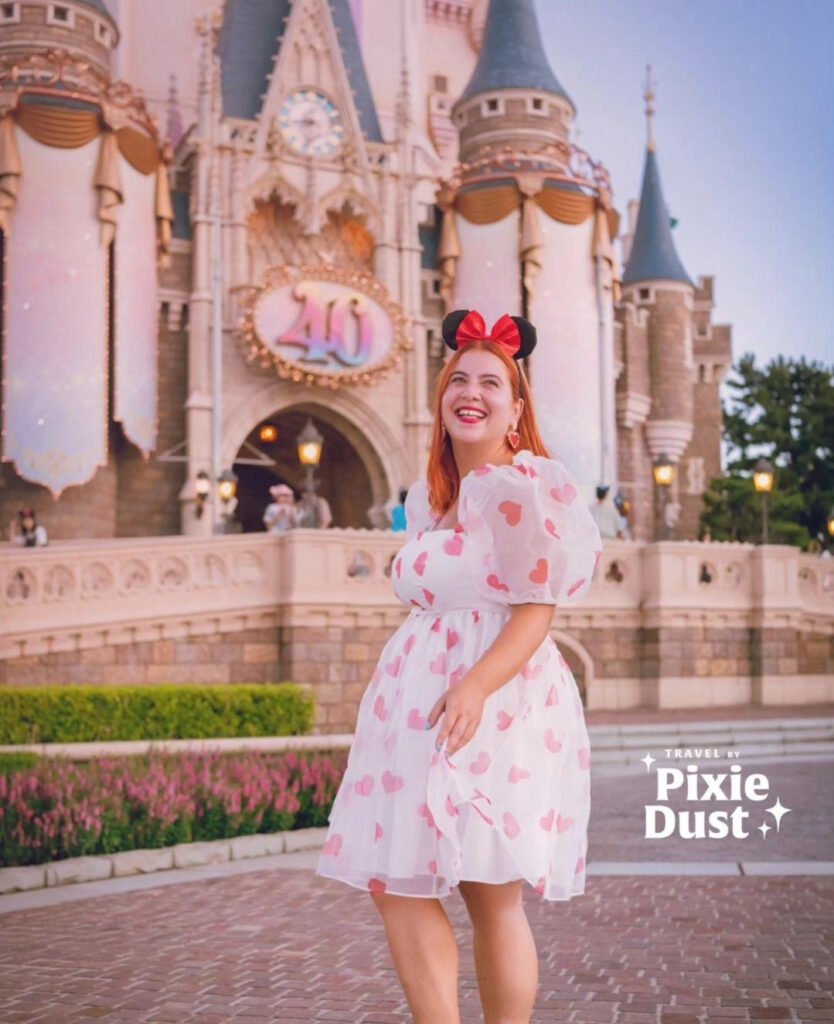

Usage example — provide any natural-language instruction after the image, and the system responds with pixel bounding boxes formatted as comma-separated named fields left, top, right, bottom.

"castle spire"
left=458, top=0, right=574, bottom=112
left=622, top=71, right=693, bottom=287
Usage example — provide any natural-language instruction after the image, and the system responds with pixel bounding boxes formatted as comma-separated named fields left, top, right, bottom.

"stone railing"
left=1, top=534, right=832, bottom=658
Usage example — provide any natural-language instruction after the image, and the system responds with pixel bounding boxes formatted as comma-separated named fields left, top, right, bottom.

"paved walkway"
left=2, top=759, right=833, bottom=1022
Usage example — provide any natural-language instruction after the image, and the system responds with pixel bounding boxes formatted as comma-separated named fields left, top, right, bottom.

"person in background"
left=390, top=487, right=409, bottom=532
left=297, top=480, right=333, bottom=529
left=263, top=484, right=301, bottom=534
left=9, top=508, right=49, bottom=547
left=614, top=490, right=632, bottom=541
left=589, top=485, right=624, bottom=540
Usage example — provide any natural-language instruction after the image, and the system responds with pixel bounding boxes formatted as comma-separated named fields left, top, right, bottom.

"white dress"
left=315, top=448, right=601, bottom=901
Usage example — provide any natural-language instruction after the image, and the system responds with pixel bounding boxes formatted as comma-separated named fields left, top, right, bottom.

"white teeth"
left=457, top=410, right=486, bottom=420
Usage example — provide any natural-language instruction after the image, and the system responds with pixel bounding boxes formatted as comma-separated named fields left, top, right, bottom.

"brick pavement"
left=1, top=865, right=832, bottom=1023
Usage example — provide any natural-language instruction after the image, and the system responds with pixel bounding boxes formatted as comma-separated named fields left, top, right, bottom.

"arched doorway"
left=233, top=407, right=377, bottom=532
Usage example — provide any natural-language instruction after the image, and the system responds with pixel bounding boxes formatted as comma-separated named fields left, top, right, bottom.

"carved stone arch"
left=246, top=173, right=305, bottom=219
left=222, top=382, right=411, bottom=526
left=551, top=628, right=595, bottom=703
left=318, top=183, right=381, bottom=240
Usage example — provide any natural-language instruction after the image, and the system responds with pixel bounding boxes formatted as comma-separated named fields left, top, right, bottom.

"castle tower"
left=444, top=0, right=619, bottom=489
left=615, top=69, right=700, bottom=540
left=0, top=0, right=173, bottom=535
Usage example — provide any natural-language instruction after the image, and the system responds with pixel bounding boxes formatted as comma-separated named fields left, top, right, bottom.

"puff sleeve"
left=403, top=479, right=435, bottom=541
left=459, top=451, right=602, bottom=606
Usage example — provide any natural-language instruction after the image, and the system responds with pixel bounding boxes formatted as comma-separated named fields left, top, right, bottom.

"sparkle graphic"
left=765, top=797, right=791, bottom=832
left=757, top=821, right=771, bottom=839
left=641, top=752, right=656, bottom=772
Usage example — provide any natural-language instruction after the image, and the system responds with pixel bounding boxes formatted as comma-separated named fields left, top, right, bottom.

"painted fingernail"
left=435, top=740, right=443, bottom=751
left=424, top=721, right=432, bottom=730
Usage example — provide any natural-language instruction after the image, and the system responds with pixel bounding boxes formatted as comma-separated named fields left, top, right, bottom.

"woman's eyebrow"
left=450, top=372, right=502, bottom=381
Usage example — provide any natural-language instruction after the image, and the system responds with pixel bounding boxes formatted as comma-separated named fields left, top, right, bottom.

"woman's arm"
left=427, top=603, right=554, bottom=755
left=468, top=604, right=554, bottom=698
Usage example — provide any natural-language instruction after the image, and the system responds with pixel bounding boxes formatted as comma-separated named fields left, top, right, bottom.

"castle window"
left=638, top=287, right=651, bottom=301
left=432, top=75, right=448, bottom=94
left=0, top=3, right=19, bottom=23
left=97, top=21, right=110, bottom=42
left=47, top=3, right=75, bottom=26
left=482, top=97, right=504, bottom=116
left=529, top=97, right=546, bottom=114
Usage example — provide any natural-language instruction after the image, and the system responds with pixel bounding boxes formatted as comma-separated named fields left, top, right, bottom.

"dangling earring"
left=507, top=425, right=520, bottom=450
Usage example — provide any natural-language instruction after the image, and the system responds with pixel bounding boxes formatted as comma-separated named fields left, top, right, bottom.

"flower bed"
left=0, top=748, right=348, bottom=868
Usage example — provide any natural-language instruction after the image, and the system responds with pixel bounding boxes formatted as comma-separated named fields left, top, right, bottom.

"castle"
left=0, top=0, right=732, bottom=543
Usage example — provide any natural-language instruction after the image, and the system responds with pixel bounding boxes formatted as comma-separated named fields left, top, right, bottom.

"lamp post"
left=826, top=508, right=834, bottom=550
left=296, top=418, right=324, bottom=526
left=652, top=453, right=675, bottom=540
left=753, top=457, right=774, bottom=545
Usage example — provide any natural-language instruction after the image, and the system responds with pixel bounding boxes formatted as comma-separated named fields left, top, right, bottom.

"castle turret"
left=0, top=0, right=118, bottom=78
left=443, top=0, right=619, bottom=489
left=621, top=69, right=695, bottom=487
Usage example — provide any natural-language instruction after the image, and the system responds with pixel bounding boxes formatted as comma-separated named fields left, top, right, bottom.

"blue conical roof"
left=622, top=148, right=693, bottom=287
left=458, top=0, right=574, bottom=112
left=76, top=0, right=116, bottom=21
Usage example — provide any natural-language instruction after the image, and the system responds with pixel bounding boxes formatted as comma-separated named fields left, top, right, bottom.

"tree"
left=700, top=353, right=834, bottom=548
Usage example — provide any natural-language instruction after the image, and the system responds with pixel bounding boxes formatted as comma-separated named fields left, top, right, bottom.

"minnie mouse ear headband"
left=441, top=309, right=537, bottom=360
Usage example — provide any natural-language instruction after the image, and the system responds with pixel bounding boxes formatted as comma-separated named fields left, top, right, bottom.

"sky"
left=537, top=0, right=833, bottom=369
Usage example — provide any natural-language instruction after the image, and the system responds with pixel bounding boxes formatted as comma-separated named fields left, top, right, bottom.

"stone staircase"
left=588, top=716, right=834, bottom=775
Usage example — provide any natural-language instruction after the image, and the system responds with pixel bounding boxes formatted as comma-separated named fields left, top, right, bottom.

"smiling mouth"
left=455, top=409, right=487, bottom=423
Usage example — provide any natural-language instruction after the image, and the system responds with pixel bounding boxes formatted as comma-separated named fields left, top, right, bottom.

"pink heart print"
left=544, top=728, right=563, bottom=753
left=566, top=577, right=586, bottom=598
left=544, top=518, right=560, bottom=539
left=446, top=629, right=460, bottom=650
left=503, top=812, right=521, bottom=839
left=445, top=795, right=459, bottom=817
left=575, top=857, right=586, bottom=874
left=431, top=616, right=442, bottom=632
left=528, top=558, right=549, bottom=584
left=497, top=500, right=522, bottom=526
left=469, top=750, right=491, bottom=774
left=417, top=802, right=436, bottom=828
left=382, top=770, right=404, bottom=793
left=443, top=532, right=464, bottom=556
left=385, top=656, right=401, bottom=678
left=428, top=859, right=438, bottom=874
left=556, top=814, right=574, bottom=833
left=374, top=695, right=388, bottom=720
left=407, top=708, right=427, bottom=729
left=413, top=550, right=428, bottom=576
left=374, top=822, right=384, bottom=842
left=522, top=661, right=542, bottom=680
left=486, top=573, right=510, bottom=593
left=395, top=557, right=402, bottom=578
left=539, top=809, right=555, bottom=832
left=545, top=684, right=558, bottom=706
left=578, top=748, right=592, bottom=769
left=404, top=633, right=417, bottom=654
left=535, top=876, right=547, bottom=896
left=429, top=652, right=447, bottom=674
left=508, top=764, right=531, bottom=783
left=550, top=482, right=577, bottom=505
left=321, top=833, right=343, bottom=856
left=496, top=710, right=514, bottom=731
left=354, top=774, right=374, bottom=796
left=422, top=588, right=436, bottom=605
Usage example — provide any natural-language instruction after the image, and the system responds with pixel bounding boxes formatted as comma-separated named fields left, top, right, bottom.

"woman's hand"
left=427, top=678, right=486, bottom=757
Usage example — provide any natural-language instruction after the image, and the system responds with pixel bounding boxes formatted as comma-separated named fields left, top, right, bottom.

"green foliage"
left=700, top=353, right=834, bottom=547
left=0, top=683, right=315, bottom=745
left=0, top=752, right=41, bottom=775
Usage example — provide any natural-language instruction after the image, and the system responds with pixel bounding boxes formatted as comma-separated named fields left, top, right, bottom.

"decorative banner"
left=2, top=132, right=108, bottom=498
left=114, top=156, right=158, bottom=456
left=240, top=265, right=411, bottom=388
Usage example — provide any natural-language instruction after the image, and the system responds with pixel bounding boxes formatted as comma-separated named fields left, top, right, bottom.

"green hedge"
left=0, top=684, right=315, bottom=745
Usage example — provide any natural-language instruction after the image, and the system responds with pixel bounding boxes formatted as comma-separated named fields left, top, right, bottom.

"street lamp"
left=652, top=453, right=675, bottom=540
left=194, top=470, right=211, bottom=519
left=826, top=508, right=834, bottom=545
left=753, top=457, right=774, bottom=544
left=296, top=418, right=324, bottom=525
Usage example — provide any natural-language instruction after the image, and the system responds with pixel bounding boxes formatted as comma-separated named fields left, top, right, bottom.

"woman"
left=316, top=309, right=601, bottom=1023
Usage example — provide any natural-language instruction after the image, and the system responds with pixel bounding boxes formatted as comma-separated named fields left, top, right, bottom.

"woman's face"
left=440, top=348, right=523, bottom=451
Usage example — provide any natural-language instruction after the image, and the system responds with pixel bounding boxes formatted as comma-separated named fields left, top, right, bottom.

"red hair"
left=426, top=341, right=551, bottom=516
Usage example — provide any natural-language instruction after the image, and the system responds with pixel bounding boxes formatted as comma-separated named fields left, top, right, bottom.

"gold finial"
left=644, top=64, right=656, bottom=152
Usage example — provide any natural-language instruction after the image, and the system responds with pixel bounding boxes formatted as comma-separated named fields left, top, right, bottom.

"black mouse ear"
left=509, top=316, right=537, bottom=358
left=441, top=310, right=471, bottom=351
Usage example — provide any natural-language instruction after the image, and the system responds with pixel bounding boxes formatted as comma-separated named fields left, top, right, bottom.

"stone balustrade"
left=1, top=532, right=832, bottom=722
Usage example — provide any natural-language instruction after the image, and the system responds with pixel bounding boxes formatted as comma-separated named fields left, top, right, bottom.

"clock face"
left=278, top=90, right=345, bottom=158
